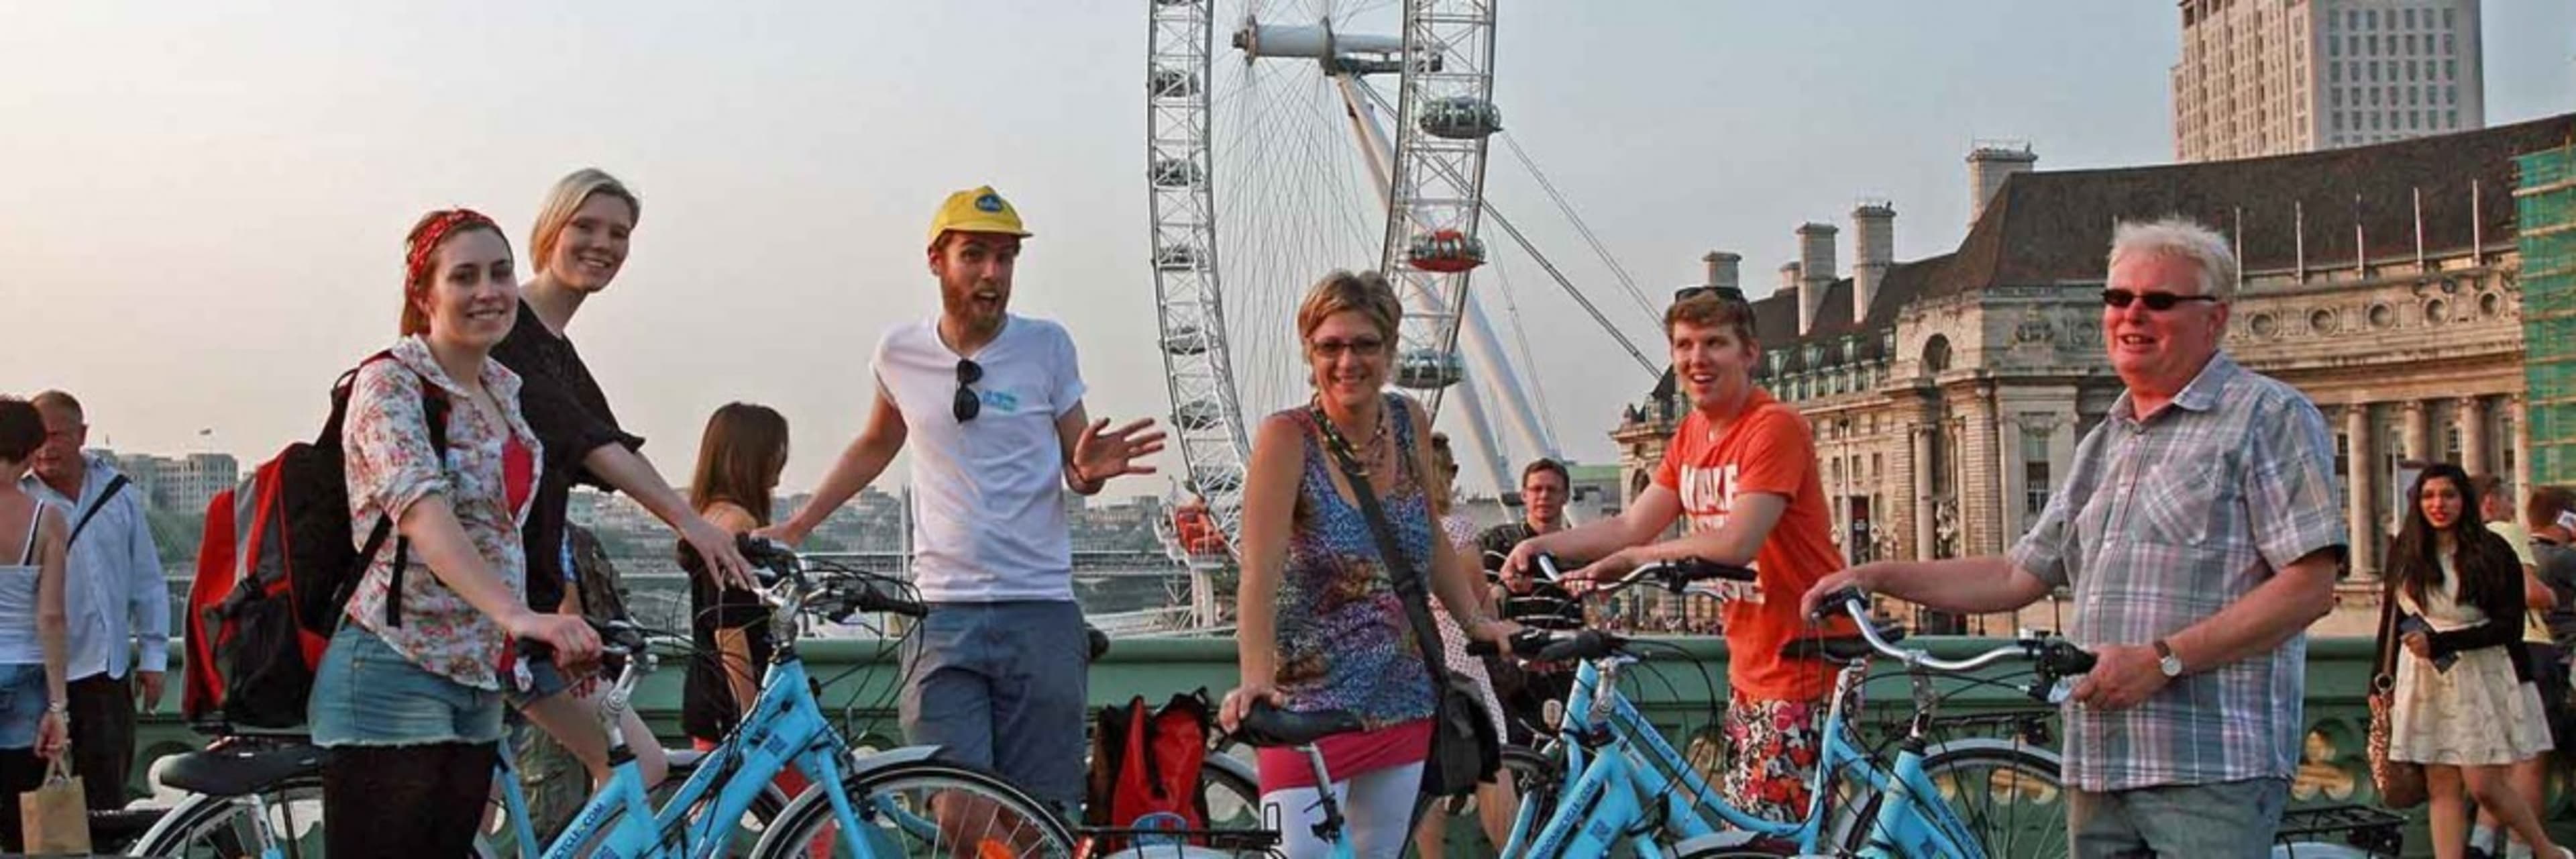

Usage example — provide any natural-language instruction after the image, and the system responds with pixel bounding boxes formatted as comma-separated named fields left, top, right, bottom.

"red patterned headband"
left=405, top=208, right=498, bottom=291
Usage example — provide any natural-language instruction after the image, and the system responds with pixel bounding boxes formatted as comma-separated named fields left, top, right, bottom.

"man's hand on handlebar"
left=1564, top=547, right=1645, bottom=594
left=1801, top=566, right=1878, bottom=621
left=1500, top=541, right=1548, bottom=592
left=2067, top=644, right=2169, bottom=711
left=680, top=517, right=759, bottom=592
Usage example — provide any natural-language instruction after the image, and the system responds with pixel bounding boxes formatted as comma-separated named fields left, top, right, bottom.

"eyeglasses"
left=1673, top=285, right=1750, bottom=304
left=1308, top=336, right=1386, bottom=359
left=953, top=359, right=983, bottom=423
left=2101, top=289, right=2220, bottom=311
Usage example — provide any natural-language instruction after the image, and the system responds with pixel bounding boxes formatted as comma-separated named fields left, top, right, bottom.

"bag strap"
left=1311, top=401, right=1457, bottom=685
left=63, top=474, right=130, bottom=550
left=2372, top=574, right=2402, bottom=685
left=341, top=351, right=451, bottom=629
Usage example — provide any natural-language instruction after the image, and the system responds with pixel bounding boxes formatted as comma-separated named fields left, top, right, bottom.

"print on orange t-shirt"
left=1652, top=388, right=1853, bottom=701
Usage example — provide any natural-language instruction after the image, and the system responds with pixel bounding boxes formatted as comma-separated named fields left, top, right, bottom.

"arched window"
left=1922, top=334, right=1954, bottom=374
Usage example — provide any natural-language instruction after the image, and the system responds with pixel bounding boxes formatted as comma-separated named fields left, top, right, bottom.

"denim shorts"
left=0, top=664, right=43, bottom=750
left=309, top=625, right=504, bottom=747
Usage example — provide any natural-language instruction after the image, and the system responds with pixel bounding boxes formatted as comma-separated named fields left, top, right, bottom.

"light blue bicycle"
left=1485, top=558, right=2088, bottom=858
left=132, top=538, right=1078, bottom=858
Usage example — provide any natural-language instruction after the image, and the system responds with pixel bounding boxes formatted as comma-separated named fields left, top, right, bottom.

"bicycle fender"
left=1919, top=736, right=2061, bottom=764
left=846, top=745, right=945, bottom=780
left=1669, top=830, right=1775, bottom=853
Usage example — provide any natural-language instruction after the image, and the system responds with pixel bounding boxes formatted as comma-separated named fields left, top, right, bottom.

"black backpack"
left=182, top=352, right=446, bottom=733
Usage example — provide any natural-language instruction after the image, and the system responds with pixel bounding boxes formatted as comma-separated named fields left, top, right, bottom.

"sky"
left=3, top=1, right=2571, bottom=499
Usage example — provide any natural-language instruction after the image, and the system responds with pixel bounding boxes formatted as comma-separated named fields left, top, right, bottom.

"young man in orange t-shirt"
left=1503, top=287, right=1851, bottom=820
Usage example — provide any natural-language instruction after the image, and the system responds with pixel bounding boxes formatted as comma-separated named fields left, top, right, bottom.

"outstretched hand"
left=1071, top=417, right=1168, bottom=486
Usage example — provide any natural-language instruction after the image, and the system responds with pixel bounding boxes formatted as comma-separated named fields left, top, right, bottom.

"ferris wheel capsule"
left=1419, top=96, right=1501, bottom=140
left=1394, top=348, right=1466, bottom=390
left=1161, top=323, right=1211, bottom=356
left=1173, top=399, right=1225, bottom=431
left=1154, top=244, right=1200, bottom=272
left=1406, top=228, right=1486, bottom=273
left=1149, top=66, right=1200, bottom=99
left=1149, top=158, right=1204, bottom=189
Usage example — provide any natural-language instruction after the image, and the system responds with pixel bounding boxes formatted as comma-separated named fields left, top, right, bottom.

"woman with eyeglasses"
left=1216, top=270, right=1517, bottom=859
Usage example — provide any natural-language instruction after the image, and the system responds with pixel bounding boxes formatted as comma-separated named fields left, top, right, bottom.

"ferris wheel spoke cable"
left=1497, top=130, right=1662, bottom=325
left=1489, top=264, right=1559, bottom=429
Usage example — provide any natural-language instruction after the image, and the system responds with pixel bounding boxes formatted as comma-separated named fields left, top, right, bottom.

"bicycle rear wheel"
left=130, top=776, right=330, bottom=859
left=1840, top=743, right=2066, bottom=859
left=749, top=760, right=1077, bottom=858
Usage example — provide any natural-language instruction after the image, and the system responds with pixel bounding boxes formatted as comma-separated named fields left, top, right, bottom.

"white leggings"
left=1260, top=762, right=1424, bottom=859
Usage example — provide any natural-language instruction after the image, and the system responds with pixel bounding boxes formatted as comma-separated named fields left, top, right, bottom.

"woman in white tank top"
left=0, top=397, right=72, bottom=852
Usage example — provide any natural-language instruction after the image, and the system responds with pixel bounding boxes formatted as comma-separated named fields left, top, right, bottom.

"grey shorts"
left=2068, top=776, right=2288, bottom=859
left=898, top=601, right=1089, bottom=811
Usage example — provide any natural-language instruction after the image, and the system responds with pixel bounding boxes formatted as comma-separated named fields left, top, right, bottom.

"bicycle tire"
left=130, top=776, right=331, bottom=859
left=1197, top=750, right=1263, bottom=832
left=1838, top=742, right=2066, bottom=859
left=748, top=759, right=1078, bottom=859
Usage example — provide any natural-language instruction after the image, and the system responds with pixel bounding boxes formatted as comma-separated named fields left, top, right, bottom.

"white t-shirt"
left=874, top=314, right=1085, bottom=602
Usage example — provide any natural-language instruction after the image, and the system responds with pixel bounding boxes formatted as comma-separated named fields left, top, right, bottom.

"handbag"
left=18, top=756, right=91, bottom=854
left=2367, top=576, right=2427, bottom=809
left=1313, top=401, right=1500, bottom=798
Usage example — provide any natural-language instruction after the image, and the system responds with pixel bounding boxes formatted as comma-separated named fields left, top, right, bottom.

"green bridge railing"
left=123, top=636, right=2556, bottom=856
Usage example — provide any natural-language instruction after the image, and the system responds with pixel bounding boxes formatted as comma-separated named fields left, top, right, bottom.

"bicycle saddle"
left=160, top=736, right=325, bottom=797
left=1779, top=621, right=1907, bottom=666
left=1234, top=703, right=1363, bottom=748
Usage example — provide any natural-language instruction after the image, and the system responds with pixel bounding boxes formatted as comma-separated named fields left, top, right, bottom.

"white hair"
left=2107, top=217, right=2240, bottom=301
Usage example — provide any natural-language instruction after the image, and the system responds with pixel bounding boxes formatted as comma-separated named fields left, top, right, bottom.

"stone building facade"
left=1610, top=113, right=2574, bottom=635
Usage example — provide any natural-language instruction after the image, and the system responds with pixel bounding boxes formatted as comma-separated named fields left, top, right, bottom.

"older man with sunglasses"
left=1803, top=217, right=2346, bottom=857
left=769, top=186, right=1165, bottom=814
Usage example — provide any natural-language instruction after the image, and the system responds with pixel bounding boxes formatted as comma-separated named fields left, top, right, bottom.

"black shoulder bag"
left=1311, top=403, right=1499, bottom=798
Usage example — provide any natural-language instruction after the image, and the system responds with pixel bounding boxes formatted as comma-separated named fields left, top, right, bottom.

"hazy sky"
left=5, top=2, right=2570, bottom=499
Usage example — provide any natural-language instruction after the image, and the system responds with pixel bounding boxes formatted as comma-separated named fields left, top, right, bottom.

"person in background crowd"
left=2384, top=464, right=2565, bottom=859
left=1413, top=432, right=1517, bottom=858
left=0, top=397, right=73, bottom=852
left=21, top=389, right=164, bottom=811
left=2470, top=474, right=2560, bottom=859
left=1476, top=458, right=1585, bottom=745
left=311, top=208, right=600, bottom=857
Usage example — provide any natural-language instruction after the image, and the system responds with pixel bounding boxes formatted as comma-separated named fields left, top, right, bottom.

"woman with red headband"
left=308, top=208, right=602, bottom=856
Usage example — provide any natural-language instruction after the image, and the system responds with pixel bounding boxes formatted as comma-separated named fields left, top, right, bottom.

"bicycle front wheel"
left=1840, top=743, right=2066, bottom=859
left=749, top=760, right=1077, bottom=859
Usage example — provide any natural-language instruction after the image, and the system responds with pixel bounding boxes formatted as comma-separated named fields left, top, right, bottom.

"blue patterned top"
left=1271, top=394, right=1437, bottom=728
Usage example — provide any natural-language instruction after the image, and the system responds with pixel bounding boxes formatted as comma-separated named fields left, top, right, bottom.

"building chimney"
left=1966, top=142, right=2037, bottom=227
left=1701, top=251, right=1741, bottom=294
left=1795, top=223, right=1837, bottom=336
left=1851, top=201, right=1894, bottom=322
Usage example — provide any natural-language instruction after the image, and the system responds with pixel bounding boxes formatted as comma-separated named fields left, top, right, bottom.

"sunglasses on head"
left=1673, top=285, right=1749, bottom=304
left=953, top=358, right=983, bottom=423
left=2100, top=289, right=2220, bottom=311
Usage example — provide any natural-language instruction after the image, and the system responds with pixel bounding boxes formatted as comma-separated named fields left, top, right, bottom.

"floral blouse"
left=341, top=336, right=541, bottom=690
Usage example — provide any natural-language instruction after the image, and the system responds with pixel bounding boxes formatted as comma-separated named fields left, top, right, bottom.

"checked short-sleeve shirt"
left=2008, top=352, right=2347, bottom=791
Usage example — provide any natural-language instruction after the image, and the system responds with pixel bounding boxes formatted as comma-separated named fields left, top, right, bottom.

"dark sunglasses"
left=953, top=358, right=983, bottom=423
left=1674, top=285, right=1749, bottom=304
left=2101, top=289, right=2220, bottom=311
left=1309, top=336, right=1386, bottom=359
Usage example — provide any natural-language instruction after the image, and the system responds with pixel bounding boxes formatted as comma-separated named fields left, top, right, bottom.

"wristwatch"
left=2153, top=639, right=2184, bottom=678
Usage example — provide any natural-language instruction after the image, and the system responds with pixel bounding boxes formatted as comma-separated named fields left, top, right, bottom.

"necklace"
left=1309, top=399, right=1388, bottom=476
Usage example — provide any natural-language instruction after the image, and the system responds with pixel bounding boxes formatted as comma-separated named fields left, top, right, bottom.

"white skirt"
left=2388, top=645, right=2554, bottom=766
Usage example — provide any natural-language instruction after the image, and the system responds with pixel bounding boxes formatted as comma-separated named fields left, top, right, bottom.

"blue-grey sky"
left=3, top=1, right=2569, bottom=497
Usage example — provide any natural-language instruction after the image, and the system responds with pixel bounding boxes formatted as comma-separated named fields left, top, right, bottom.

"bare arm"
left=1054, top=403, right=1107, bottom=497
left=1620, top=492, right=1786, bottom=569
left=1507, top=486, right=1680, bottom=576
left=586, top=444, right=754, bottom=590
left=775, top=389, right=908, bottom=544
left=697, top=502, right=765, bottom=716
left=1217, top=414, right=1303, bottom=728
left=1057, top=401, right=1165, bottom=497
left=34, top=507, right=68, bottom=709
left=2524, top=563, right=2557, bottom=612
left=1807, top=556, right=2057, bottom=618
left=398, top=494, right=545, bottom=631
left=2161, top=549, right=2338, bottom=673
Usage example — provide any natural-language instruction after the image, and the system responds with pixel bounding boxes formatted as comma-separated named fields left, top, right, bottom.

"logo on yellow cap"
left=928, top=185, right=1032, bottom=246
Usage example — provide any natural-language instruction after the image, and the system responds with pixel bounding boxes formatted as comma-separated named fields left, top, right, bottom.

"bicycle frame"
left=1505, top=651, right=1988, bottom=858
left=532, top=653, right=869, bottom=859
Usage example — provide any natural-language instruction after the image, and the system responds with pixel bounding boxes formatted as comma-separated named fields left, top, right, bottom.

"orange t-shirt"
left=1652, top=389, right=1851, bottom=701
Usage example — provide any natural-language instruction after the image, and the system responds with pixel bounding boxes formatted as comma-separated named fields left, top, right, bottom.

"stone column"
left=2513, top=395, right=2532, bottom=517
left=2402, top=400, right=2432, bottom=465
left=2458, top=396, right=2489, bottom=479
left=1913, top=425, right=1937, bottom=561
left=2346, top=405, right=2379, bottom=580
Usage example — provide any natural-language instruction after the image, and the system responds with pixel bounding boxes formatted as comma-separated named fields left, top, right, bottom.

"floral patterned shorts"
left=1720, top=689, right=1836, bottom=821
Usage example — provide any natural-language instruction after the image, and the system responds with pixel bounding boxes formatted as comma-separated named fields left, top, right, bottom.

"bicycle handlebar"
left=1809, top=587, right=2096, bottom=701
left=1529, top=553, right=1757, bottom=594
left=734, top=534, right=929, bottom=619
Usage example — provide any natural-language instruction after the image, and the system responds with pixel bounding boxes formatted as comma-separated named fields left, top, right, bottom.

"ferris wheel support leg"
left=1458, top=287, right=1561, bottom=462
left=1444, top=357, right=1514, bottom=505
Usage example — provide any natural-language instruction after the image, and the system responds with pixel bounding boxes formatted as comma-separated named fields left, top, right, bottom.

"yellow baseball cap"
left=926, top=185, right=1033, bottom=246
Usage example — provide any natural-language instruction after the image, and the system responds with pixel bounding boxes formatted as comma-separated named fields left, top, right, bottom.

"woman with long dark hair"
left=678, top=403, right=790, bottom=750
left=2384, top=463, right=2567, bottom=859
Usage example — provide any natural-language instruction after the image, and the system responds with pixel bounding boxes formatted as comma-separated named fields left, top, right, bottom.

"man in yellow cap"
left=771, top=186, right=1166, bottom=819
